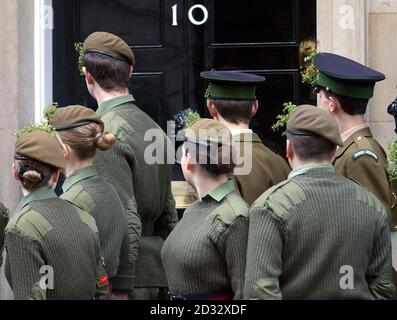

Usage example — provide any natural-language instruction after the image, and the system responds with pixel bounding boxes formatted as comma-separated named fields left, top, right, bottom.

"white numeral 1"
left=172, top=4, right=178, bottom=26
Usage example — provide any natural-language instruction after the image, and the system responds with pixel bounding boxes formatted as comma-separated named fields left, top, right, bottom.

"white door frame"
left=34, top=0, right=53, bottom=123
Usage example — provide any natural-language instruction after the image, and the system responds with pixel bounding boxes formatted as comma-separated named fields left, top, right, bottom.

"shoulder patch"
left=101, top=111, right=133, bottom=141
left=352, top=150, right=378, bottom=162
left=252, top=180, right=291, bottom=208
left=252, top=180, right=306, bottom=219
left=61, top=186, right=96, bottom=214
left=207, top=192, right=249, bottom=226
left=77, top=209, right=99, bottom=234
left=6, top=208, right=53, bottom=242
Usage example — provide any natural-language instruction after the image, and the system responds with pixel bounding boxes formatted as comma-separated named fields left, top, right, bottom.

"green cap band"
left=316, top=72, right=375, bottom=99
left=209, top=83, right=256, bottom=101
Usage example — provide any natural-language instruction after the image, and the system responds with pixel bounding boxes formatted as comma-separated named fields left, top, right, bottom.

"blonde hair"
left=58, top=123, right=116, bottom=160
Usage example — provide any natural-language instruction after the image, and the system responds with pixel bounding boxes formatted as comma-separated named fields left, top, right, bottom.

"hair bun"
left=22, top=170, right=43, bottom=189
left=95, top=132, right=116, bottom=151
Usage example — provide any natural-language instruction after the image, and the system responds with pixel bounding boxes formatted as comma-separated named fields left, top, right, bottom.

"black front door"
left=53, top=0, right=316, bottom=156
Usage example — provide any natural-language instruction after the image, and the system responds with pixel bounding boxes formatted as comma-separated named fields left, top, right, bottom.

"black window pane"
left=212, top=0, right=295, bottom=44
left=80, top=0, right=162, bottom=46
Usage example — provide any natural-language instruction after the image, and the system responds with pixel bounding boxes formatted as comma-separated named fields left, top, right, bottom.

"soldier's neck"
left=193, top=173, right=229, bottom=200
left=65, top=158, right=94, bottom=177
left=216, top=115, right=250, bottom=130
left=336, top=113, right=366, bottom=136
left=94, top=87, right=130, bottom=108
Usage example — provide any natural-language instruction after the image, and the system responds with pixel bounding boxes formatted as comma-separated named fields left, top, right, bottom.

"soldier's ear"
left=83, top=67, right=94, bottom=84
left=286, top=140, right=294, bottom=160
left=207, top=100, right=218, bottom=119
left=49, top=170, right=61, bottom=189
left=250, top=100, right=259, bottom=117
left=11, top=163, right=19, bottom=181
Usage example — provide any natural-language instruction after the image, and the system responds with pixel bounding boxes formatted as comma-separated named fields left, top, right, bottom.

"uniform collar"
left=341, top=123, right=368, bottom=143
left=334, top=127, right=373, bottom=160
left=203, top=180, right=236, bottom=202
left=288, top=163, right=335, bottom=180
left=232, top=132, right=262, bottom=143
left=230, top=128, right=253, bottom=136
left=97, top=94, right=135, bottom=116
left=62, top=166, right=98, bottom=193
left=16, top=188, right=57, bottom=213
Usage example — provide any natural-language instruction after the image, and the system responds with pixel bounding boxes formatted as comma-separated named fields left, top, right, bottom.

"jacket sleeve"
left=0, top=202, right=9, bottom=267
left=95, top=140, right=141, bottom=287
left=244, top=206, right=284, bottom=300
left=95, top=256, right=111, bottom=300
left=366, top=214, right=396, bottom=299
left=154, top=179, right=178, bottom=240
left=218, top=216, right=249, bottom=300
left=347, top=156, right=391, bottom=213
left=5, top=231, right=46, bottom=300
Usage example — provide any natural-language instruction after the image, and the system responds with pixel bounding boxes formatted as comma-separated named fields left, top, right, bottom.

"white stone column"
left=368, top=0, right=397, bottom=150
left=317, top=0, right=367, bottom=63
left=0, top=0, right=35, bottom=300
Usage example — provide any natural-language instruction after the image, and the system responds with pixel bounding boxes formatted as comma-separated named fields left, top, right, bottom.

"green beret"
left=49, top=105, right=104, bottom=132
left=83, top=31, right=135, bottom=65
left=287, top=104, right=343, bottom=147
left=15, top=131, right=66, bottom=169
left=183, top=118, right=232, bottom=146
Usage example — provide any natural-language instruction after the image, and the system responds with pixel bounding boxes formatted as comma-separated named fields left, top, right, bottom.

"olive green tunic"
left=245, top=164, right=395, bottom=300
left=233, top=132, right=290, bottom=205
left=333, top=127, right=393, bottom=225
left=95, top=95, right=178, bottom=288
left=0, top=201, right=9, bottom=267
left=161, top=180, right=249, bottom=299
left=61, top=166, right=133, bottom=290
left=4, top=188, right=108, bottom=300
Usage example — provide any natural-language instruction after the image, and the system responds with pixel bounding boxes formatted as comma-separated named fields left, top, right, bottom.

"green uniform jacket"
left=333, top=127, right=393, bottom=226
left=233, top=133, right=290, bottom=205
left=162, top=180, right=249, bottom=299
left=61, top=166, right=134, bottom=291
left=95, top=95, right=178, bottom=288
left=244, top=164, right=395, bottom=300
left=4, top=188, right=109, bottom=300
left=0, top=201, right=9, bottom=267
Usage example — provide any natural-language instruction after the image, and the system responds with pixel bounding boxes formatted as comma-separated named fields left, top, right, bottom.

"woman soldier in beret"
left=162, top=119, right=249, bottom=300
left=49, top=105, right=133, bottom=299
left=5, top=125, right=109, bottom=300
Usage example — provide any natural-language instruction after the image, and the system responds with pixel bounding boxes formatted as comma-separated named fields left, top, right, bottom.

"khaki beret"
left=15, top=131, right=66, bottom=169
left=183, top=118, right=232, bottom=146
left=287, top=104, right=343, bottom=147
left=49, top=105, right=103, bottom=131
left=83, top=31, right=135, bottom=65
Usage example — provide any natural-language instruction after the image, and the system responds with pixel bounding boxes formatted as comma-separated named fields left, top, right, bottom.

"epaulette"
left=101, top=111, right=133, bottom=141
left=252, top=179, right=291, bottom=208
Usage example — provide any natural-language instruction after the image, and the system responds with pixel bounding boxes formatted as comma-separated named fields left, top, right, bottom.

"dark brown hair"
left=184, top=141, right=236, bottom=176
left=83, top=52, right=131, bottom=91
left=58, top=123, right=116, bottom=160
left=287, top=133, right=336, bottom=162
left=15, top=158, right=57, bottom=191
left=321, top=87, right=369, bottom=116
left=210, top=99, right=255, bottom=124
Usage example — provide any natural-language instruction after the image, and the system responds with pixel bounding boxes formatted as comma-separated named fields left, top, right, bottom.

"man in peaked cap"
left=314, top=52, right=395, bottom=228
left=82, top=32, right=178, bottom=299
left=244, top=105, right=395, bottom=300
left=202, top=70, right=290, bottom=205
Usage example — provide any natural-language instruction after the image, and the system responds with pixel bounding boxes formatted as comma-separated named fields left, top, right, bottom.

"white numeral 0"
left=172, top=4, right=209, bottom=26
